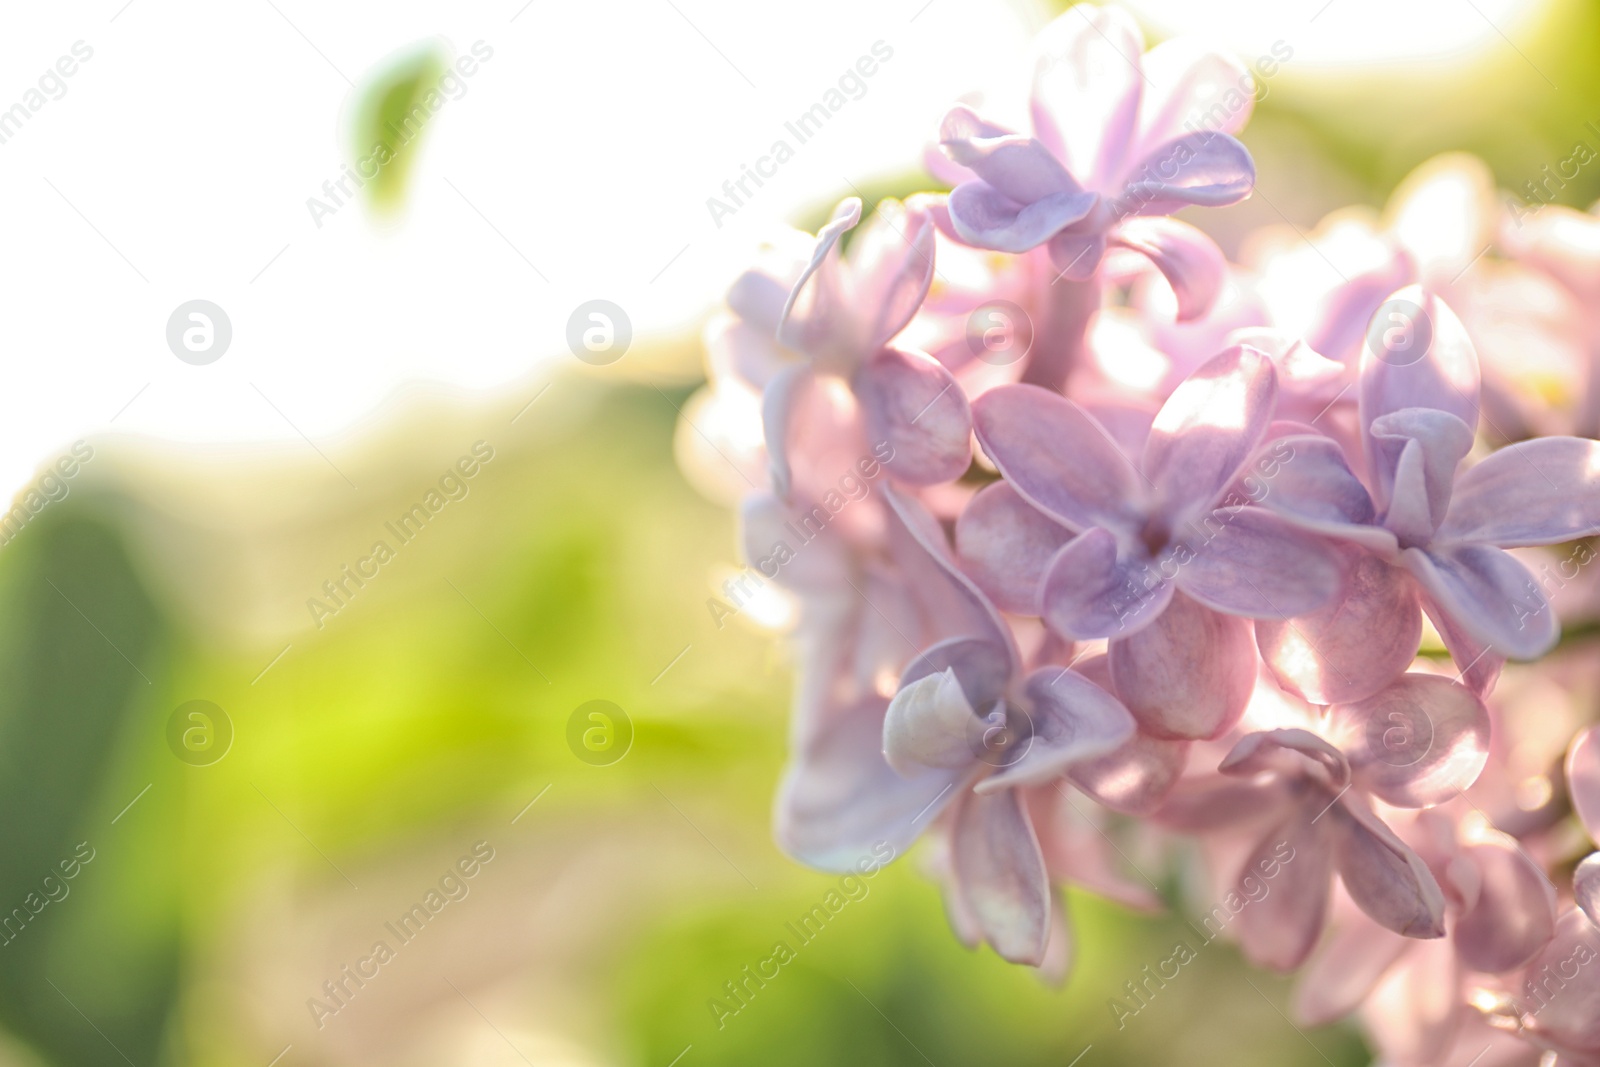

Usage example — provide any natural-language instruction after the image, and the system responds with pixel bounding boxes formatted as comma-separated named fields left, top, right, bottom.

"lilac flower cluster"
left=680, top=7, right=1600, bottom=1063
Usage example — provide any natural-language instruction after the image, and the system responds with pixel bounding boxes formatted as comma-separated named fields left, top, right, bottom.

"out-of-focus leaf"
left=351, top=42, right=448, bottom=213
left=0, top=509, right=177, bottom=1066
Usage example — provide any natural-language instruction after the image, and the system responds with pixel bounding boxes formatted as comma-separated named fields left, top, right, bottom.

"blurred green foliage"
left=350, top=42, right=447, bottom=213
left=0, top=513, right=180, bottom=1065
left=0, top=388, right=1370, bottom=1066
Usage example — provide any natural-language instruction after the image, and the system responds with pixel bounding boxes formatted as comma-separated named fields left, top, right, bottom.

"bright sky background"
left=1126, top=0, right=1543, bottom=67
left=0, top=0, right=1554, bottom=498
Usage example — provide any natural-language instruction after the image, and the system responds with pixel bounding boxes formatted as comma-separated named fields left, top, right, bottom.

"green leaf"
left=350, top=42, right=449, bottom=213
left=0, top=509, right=177, bottom=1066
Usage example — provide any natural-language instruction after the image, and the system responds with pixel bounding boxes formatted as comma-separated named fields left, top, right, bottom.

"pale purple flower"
left=1568, top=725, right=1600, bottom=927
left=682, top=11, right=1600, bottom=1056
left=969, top=344, right=1345, bottom=739
left=768, top=482, right=1051, bottom=876
left=1294, top=809, right=1557, bottom=1061
left=1505, top=909, right=1600, bottom=1060
left=767, top=196, right=972, bottom=496
left=1256, top=285, right=1600, bottom=698
left=936, top=5, right=1255, bottom=311
left=876, top=487, right=1136, bottom=964
left=1161, top=670, right=1492, bottom=970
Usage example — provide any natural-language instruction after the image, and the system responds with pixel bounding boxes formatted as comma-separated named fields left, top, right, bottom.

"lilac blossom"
left=1256, top=284, right=1600, bottom=698
left=1158, top=672, right=1490, bottom=970
left=767, top=196, right=973, bottom=496
left=970, top=344, right=1345, bottom=738
left=1569, top=726, right=1600, bottom=926
left=676, top=3, right=1600, bottom=1055
left=936, top=5, right=1254, bottom=308
left=1293, top=808, right=1558, bottom=1061
left=877, top=486, right=1137, bottom=964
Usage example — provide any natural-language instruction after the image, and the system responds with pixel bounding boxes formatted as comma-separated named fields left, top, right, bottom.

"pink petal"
left=927, top=835, right=981, bottom=949
left=883, top=669, right=981, bottom=777
left=1359, top=285, right=1480, bottom=450
left=1517, top=910, right=1600, bottom=1051
left=1332, top=797, right=1447, bottom=939
left=739, top=491, right=851, bottom=591
left=1368, top=408, right=1474, bottom=542
left=706, top=314, right=791, bottom=392
left=1234, top=814, right=1335, bottom=972
left=955, top=481, right=1072, bottom=615
left=1235, top=330, right=1346, bottom=397
left=777, top=198, right=862, bottom=368
left=1420, top=592, right=1504, bottom=697
left=1046, top=229, right=1108, bottom=278
left=1293, top=912, right=1411, bottom=1026
left=1329, top=673, right=1490, bottom=809
left=972, top=384, right=1145, bottom=533
left=1117, top=131, right=1255, bottom=215
left=1034, top=898, right=1075, bottom=987
left=1042, top=528, right=1174, bottom=640
left=1402, top=544, right=1556, bottom=660
left=1304, top=253, right=1417, bottom=367
left=850, top=198, right=940, bottom=351
left=1251, top=434, right=1400, bottom=555
left=1219, top=729, right=1351, bottom=788
left=1134, top=39, right=1256, bottom=155
left=765, top=362, right=876, bottom=508
left=1155, top=775, right=1293, bottom=832
left=856, top=346, right=973, bottom=486
left=1257, top=552, right=1421, bottom=705
left=939, top=105, right=1082, bottom=203
left=1568, top=726, right=1600, bottom=842
left=924, top=137, right=974, bottom=188
left=978, top=667, right=1137, bottom=793
left=951, top=787, right=1052, bottom=965
left=1575, top=852, right=1600, bottom=929
left=883, top=487, right=1018, bottom=663
left=726, top=268, right=799, bottom=339
left=1109, top=591, right=1255, bottom=740
left=1031, top=788, right=1162, bottom=912
left=1453, top=832, right=1558, bottom=973
left=1176, top=506, right=1345, bottom=619
left=1030, top=4, right=1144, bottom=191
left=1142, top=345, right=1278, bottom=526
left=899, top=636, right=1013, bottom=713
left=1068, top=732, right=1191, bottom=815
left=760, top=362, right=811, bottom=500
left=1438, top=436, right=1600, bottom=547
left=1360, top=935, right=1462, bottom=1066
left=1109, top=216, right=1226, bottom=321
left=946, top=182, right=1099, bottom=254
left=776, top=697, right=964, bottom=872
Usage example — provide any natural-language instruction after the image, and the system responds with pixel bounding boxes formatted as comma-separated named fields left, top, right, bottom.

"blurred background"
left=0, top=0, right=1597, bottom=1063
